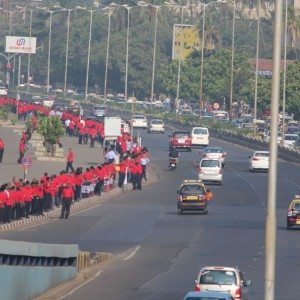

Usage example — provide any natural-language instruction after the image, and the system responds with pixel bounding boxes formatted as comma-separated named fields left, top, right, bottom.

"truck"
left=104, top=116, right=121, bottom=142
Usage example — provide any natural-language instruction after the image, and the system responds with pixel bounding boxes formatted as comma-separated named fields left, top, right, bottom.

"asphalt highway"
left=0, top=128, right=300, bottom=300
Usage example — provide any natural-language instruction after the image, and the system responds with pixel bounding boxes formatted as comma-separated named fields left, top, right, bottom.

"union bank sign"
left=5, top=36, right=37, bottom=54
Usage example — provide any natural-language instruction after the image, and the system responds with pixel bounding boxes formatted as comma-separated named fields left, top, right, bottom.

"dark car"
left=177, top=180, right=212, bottom=215
left=169, top=131, right=192, bottom=151
left=287, top=196, right=300, bottom=229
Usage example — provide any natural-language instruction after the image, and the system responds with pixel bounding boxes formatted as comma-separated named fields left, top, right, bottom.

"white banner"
left=5, top=36, right=37, bottom=54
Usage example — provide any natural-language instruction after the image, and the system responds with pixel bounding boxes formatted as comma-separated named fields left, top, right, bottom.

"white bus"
left=211, top=110, right=230, bottom=121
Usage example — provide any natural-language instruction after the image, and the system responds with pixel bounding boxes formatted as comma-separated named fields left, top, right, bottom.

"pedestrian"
left=17, top=139, right=26, bottom=164
left=0, top=137, right=5, bottom=163
left=60, top=183, right=74, bottom=219
left=105, top=147, right=116, bottom=164
left=66, top=148, right=75, bottom=173
left=140, top=152, right=150, bottom=181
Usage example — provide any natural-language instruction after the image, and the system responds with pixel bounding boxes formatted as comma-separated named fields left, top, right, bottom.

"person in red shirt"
left=17, top=139, right=26, bottom=164
left=66, top=148, right=75, bottom=173
left=131, top=161, right=143, bottom=190
left=60, top=183, right=74, bottom=219
left=0, top=137, right=5, bottom=162
left=90, top=127, right=97, bottom=148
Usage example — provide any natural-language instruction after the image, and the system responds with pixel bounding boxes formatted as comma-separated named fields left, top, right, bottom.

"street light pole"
left=175, top=5, right=184, bottom=112
left=265, top=0, right=282, bottom=298
left=124, top=5, right=131, bottom=100
left=281, top=0, right=288, bottom=145
left=229, top=0, right=236, bottom=119
left=46, top=11, right=53, bottom=92
left=64, top=9, right=72, bottom=93
left=254, top=0, right=261, bottom=130
left=27, top=9, right=33, bottom=88
left=150, top=6, right=159, bottom=103
left=103, top=6, right=114, bottom=106
left=85, top=10, right=93, bottom=101
left=199, top=4, right=206, bottom=116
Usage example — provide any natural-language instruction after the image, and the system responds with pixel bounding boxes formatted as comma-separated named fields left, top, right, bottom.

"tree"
left=37, top=116, right=65, bottom=155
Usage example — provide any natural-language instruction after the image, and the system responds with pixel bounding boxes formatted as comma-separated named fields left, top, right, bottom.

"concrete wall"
left=0, top=239, right=79, bottom=300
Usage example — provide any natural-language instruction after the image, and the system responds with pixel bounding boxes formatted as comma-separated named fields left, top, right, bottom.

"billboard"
left=172, top=24, right=201, bottom=60
left=5, top=36, right=37, bottom=54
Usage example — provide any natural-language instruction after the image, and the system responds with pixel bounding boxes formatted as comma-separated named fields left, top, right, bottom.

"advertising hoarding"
left=172, top=24, right=201, bottom=61
left=5, top=36, right=37, bottom=54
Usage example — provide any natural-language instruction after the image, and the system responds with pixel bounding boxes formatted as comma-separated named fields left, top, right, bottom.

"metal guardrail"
left=109, top=107, right=300, bottom=164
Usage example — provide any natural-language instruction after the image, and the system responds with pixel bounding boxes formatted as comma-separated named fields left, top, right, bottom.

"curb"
left=0, top=169, right=158, bottom=232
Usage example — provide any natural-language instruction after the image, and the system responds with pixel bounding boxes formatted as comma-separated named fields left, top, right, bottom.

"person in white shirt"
left=140, top=153, right=150, bottom=181
left=105, top=148, right=116, bottom=163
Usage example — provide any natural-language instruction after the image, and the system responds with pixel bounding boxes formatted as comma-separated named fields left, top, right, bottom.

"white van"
left=191, top=127, right=209, bottom=147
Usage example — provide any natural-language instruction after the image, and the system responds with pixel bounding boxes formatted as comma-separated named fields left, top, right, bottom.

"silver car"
left=198, top=159, right=223, bottom=185
left=195, top=266, right=251, bottom=300
left=201, top=147, right=226, bottom=167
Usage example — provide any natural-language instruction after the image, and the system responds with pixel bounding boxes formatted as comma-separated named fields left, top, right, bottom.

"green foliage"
left=37, top=116, right=65, bottom=145
left=0, top=105, right=9, bottom=121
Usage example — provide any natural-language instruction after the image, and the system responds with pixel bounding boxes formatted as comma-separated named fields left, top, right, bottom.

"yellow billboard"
left=172, top=24, right=201, bottom=61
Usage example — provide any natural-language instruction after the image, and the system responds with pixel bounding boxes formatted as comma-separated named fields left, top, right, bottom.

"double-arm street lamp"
left=76, top=6, right=102, bottom=101
left=103, top=4, right=116, bottom=105
left=199, top=0, right=227, bottom=116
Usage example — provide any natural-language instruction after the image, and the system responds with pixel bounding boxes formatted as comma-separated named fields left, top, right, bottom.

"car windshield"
left=185, top=296, right=227, bottom=300
left=201, top=160, right=220, bottom=168
left=180, top=185, right=205, bottom=196
left=133, top=116, right=146, bottom=120
left=205, top=148, right=222, bottom=153
left=293, top=203, right=300, bottom=210
left=254, top=152, right=269, bottom=157
left=193, top=128, right=208, bottom=135
left=151, top=120, right=163, bottom=124
left=200, top=270, right=237, bottom=285
left=285, top=135, right=298, bottom=141
left=174, top=132, right=190, bottom=138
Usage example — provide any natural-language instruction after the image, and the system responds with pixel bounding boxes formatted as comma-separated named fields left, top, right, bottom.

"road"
left=0, top=128, right=299, bottom=300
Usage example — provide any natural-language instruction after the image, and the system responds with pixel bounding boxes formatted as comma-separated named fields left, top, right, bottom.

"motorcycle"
left=169, top=158, right=178, bottom=171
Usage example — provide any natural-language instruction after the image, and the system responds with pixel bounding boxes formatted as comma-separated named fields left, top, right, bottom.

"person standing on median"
left=0, top=137, right=4, bottom=163
left=66, top=148, right=75, bottom=173
left=60, top=183, right=74, bottom=219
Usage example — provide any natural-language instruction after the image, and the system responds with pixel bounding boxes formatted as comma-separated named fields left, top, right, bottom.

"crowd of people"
left=0, top=96, right=151, bottom=224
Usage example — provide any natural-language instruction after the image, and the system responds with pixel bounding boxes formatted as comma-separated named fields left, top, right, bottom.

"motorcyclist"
left=169, top=146, right=179, bottom=165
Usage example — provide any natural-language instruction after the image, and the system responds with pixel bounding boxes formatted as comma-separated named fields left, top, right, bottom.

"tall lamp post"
left=254, top=0, right=261, bottom=130
left=76, top=7, right=102, bottom=101
left=281, top=0, right=288, bottom=145
left=122, top=5, right=134, bottom=101
left=229, top=0, right=236, bottom=119
left=27, top=8, right=34, bottom=88
left=63, top=8, right=74, bottom=93
left=199, top=0, right=226, bottom=116
left=103, top=4, right=116, bottom=106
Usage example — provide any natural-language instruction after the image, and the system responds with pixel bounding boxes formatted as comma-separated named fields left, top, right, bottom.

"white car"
left=191, top=127, right=209, bottom=147
left=249, top=150, right=269, bottom=172
left=283, top=133, right=298, bottom=148
left=195, top=266, right=251, bottom=300
left=198, top=158, right=223, bottom=185
left=93, top=105, right=107, bottom=117
left=148, top=119, right=165, bottom=133
left=201, top=147, right=226, bottom=167
left=131, top=115, right=148, bottom=129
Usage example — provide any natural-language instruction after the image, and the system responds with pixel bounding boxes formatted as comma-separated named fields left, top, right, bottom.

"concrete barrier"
left=0, top=239, right=78, bottom=300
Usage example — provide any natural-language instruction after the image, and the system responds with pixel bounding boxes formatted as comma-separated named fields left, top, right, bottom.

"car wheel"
left=219, top=181, right=223, bottom=186
left=203, top=209, right=208, bottom=215
left=177, top=209, right=182, bottom=215
left=188, top=147, right=192, bottom=152
left=287, top=223, right=292, bottom=230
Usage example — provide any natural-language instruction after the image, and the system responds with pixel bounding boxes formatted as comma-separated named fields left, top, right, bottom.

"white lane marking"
left=123, top=245, right=141, bottom=261
left=17, top=203, right=103, bottom=231
left=58, top=270, right=103, bottom=300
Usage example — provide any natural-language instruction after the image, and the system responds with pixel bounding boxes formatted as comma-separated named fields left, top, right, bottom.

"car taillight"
left=252, top=157, right=259, bottom=161
left=199, top=167, right=203, bottom=174
left=195, top=284, right=200, bottom=292
left=222, top=154, right=226, bottom=158
left=219, top=168, right=223, bottom=174
left=235, top=287, right=241, bottom=298
left=177, top=195, right=182, bottom=201
left=288, top=209, right=293, bottom=217
left=202, top=154, right=207, bottom=158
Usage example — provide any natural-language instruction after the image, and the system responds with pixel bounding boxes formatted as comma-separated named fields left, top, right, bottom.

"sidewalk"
left=0, top=124, right=105, bottom=184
